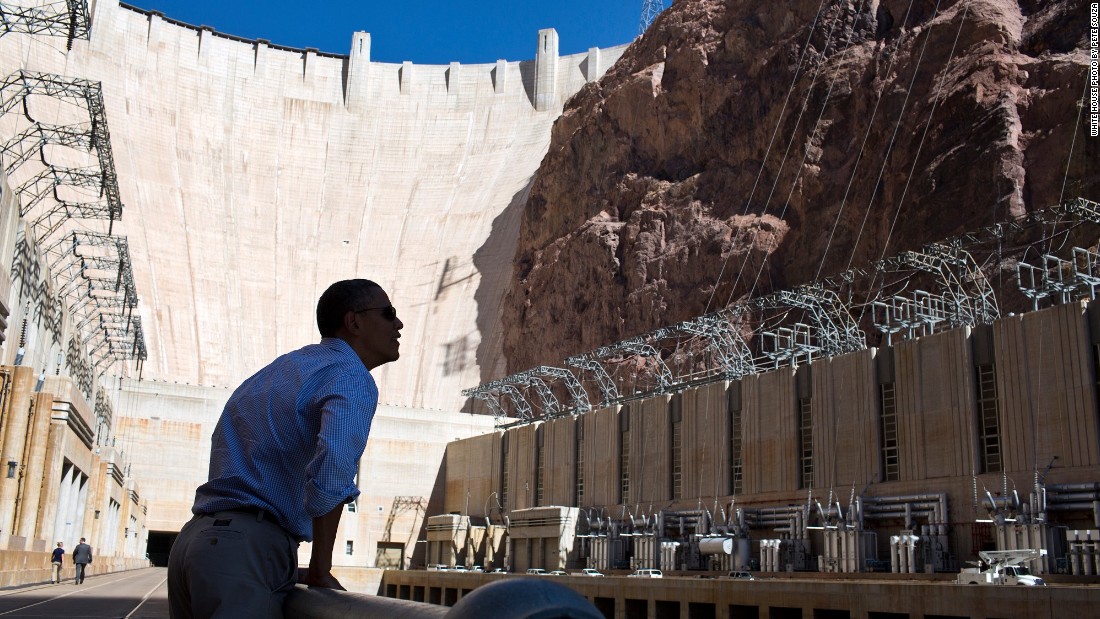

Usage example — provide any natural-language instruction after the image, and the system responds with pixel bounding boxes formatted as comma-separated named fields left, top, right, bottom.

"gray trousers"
left=167, top=510, right=299, bottom=619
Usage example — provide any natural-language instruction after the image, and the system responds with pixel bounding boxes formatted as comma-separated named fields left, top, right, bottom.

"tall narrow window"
left=501, top=434, right=510, bottom=510
left=575, top=425, right=585, bottom=506
left=671, top=417, right=682, bottom=500
left=729, top=407, right=743, bottom=495
left=880, top=383, right=900, bottom=481
left=620, top=428, right=631, bottom=505
left=798, top=397, right=813, bottom=489
left=976, top=363, right=1002, bottom=473
left=535, top=430, right=544, bottom=507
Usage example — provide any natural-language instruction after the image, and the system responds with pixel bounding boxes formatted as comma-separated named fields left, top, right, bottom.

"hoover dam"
left=0, top=1, right=1097, bottom=617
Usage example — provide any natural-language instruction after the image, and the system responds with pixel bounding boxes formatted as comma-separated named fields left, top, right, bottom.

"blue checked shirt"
left=193, top=338, right=377, bottom=541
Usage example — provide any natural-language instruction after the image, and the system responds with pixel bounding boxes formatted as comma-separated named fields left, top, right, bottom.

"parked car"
left=628, top=569, right=663, bottom=578
left=549, top=570, right=568, bottom=576
left=525, top=568, right=548, bottom=575
left=452, top=565, right=468, bottom=572
left=577, top=568, right=605, bottom=577
left=727, top=571, right=756, bottom=580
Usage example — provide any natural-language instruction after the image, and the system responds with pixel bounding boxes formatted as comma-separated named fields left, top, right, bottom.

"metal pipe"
left=1048, top=483, right=1100, bottom=492
left=861, top=493, right=948, bottom=504
left=862, top=501, right=942, bottom=512
left=859, top=510, right=937, bottom=519
left=1047, top=492, right=1100, bottom=502
left=1046, top=502, right=1100, bottom=510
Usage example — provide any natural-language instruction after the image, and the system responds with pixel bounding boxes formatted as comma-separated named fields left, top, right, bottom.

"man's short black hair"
left=316, top=279, right=382, bottom=337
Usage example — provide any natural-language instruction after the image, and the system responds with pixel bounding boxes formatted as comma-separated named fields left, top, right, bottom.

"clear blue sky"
left=127, top=1, right=645, bottom=64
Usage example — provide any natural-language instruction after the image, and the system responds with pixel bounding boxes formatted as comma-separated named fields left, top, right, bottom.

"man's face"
left=348, top=288, right=403, bottom=370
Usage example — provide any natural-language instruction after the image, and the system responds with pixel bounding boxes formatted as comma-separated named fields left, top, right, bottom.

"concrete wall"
left=581, top=406, right=621, bottom=508
left=681, top=380, right=731, bottom=501
left=442, top=431, right=500, bottom=517
left=0, top=550, right=147, bottom=588
left=742, top=368, right=798, bottom=494
left=894, top=326, right=977, bottom=480
left=0, top=365, right=149, bottom=586
left=811, top=349, right=879, bottom=489
left=995, top=302, right=1100, bottom=471
left=544, top=416, right=577, bottom=507
left=115, top=376, right=494, bottom=569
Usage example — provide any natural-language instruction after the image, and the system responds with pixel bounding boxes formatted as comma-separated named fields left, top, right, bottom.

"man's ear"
left=342, top=310, right=359, bottom=334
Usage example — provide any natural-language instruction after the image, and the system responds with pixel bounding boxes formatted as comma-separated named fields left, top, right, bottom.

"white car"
left=628, top=568, right=663, bottom=578
left=577, top=568, right=605, bottom=577
left=525, top=568, right=548, bottom=575
left=549, top=570, right=568, bottom=576
left=727, top=571, right=756, bottom=580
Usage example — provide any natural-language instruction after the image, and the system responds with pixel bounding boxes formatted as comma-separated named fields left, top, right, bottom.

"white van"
left=525, top=568, right=548, bottom=575
left=628, top=568, right=663, bottom=578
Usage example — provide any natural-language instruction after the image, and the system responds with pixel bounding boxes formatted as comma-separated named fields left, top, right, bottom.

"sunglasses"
left=354, top=305, right=398, bottom=321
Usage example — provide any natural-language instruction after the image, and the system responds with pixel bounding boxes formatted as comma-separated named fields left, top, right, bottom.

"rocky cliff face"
left=501, top=0, right=1097, bottom=373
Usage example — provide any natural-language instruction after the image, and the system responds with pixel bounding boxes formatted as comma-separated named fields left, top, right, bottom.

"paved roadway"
left=0, top=567, right=168, bottom=618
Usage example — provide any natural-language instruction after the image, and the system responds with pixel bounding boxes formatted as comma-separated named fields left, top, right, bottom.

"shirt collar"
left=320, top=337, right=360, bottom=362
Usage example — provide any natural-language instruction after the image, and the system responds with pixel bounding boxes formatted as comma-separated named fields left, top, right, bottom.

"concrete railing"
left=285, top=586, right=447, bottom=618
left=285, top=578, right=602, bottom=619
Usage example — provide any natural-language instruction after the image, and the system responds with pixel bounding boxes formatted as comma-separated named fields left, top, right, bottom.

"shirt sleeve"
left=303, top=371, right=377, bottom=517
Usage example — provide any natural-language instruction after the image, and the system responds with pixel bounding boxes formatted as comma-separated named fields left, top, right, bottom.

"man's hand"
left=298, top=567, right=345, bottom=590
left=306, top=504, right=346, bottom=590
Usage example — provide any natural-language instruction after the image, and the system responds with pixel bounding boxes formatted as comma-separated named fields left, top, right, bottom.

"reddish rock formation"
left=502, top=0, right=1097, bottom=373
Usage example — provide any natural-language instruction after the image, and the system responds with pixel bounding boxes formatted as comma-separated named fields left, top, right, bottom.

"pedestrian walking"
left=73, top=538, right=92, bottom=584
left=50, top=542, right=64, bottom=584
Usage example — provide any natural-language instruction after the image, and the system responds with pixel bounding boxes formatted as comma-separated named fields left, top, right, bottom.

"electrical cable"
left=1058, top=67, right=1091, bottom=205
left=727, top=5, right=849, bottom=310
left=748, top=9, right=864, bottom=304
left=701, top=0, right=830, bottom=317
left=815, top=0, right=921, bottom=280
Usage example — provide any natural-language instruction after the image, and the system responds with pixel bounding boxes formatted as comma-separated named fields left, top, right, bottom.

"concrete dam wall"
left=0, top=0, right=629, bottom=411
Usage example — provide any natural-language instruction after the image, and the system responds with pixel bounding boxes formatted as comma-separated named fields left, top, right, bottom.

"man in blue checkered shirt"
left=167, top=279, right=403, bottom=618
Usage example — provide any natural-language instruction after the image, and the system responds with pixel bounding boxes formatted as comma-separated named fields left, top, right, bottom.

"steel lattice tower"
left=639, top=0, right=667, bottom=35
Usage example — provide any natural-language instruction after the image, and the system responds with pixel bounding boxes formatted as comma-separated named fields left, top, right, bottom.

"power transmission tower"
left=639, top=0, right=667, bottom=35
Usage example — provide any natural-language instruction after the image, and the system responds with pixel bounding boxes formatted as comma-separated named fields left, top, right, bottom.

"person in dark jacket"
left=72, top=538, right=92, bottom=584
left=50, top=542, right=64, bottom=584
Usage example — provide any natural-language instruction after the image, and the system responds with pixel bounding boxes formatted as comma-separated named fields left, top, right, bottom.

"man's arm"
left=300, top=504, right=345, bottom=589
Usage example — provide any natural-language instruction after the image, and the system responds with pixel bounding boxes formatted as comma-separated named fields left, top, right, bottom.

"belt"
left=201, top=506, right=270, bottom=522
left=197, top=507, right=305, bottom=542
